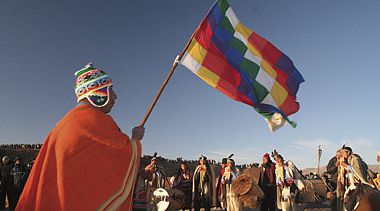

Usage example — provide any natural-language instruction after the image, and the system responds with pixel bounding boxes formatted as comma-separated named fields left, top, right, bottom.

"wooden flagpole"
left=138, top=0, right=219, bottom=126
left=139, top=33, right=196, bottom=126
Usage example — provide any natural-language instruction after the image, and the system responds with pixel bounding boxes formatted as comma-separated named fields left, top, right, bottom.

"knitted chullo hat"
left=75, top=62, right=113, bottom=107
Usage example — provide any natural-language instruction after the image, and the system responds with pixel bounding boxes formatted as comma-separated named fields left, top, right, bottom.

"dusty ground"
left=178, top=208, right=330, bottom=211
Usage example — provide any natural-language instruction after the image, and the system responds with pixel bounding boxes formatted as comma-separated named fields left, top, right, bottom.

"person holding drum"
left=221, top=156, right=242, bottom=211
left=145, top=153, right=166, bottom=210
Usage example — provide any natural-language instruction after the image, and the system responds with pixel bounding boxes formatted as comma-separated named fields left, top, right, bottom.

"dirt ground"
left=181, top=208, right=330, bottom=211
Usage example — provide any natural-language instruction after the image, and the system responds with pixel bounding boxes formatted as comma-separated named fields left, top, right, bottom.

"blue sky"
left=1, top=0, right=379, bottom=168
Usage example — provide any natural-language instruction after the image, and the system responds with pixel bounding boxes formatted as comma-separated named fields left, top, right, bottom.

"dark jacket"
left=10, top=164, right=27, bottom=189
left=259, top=161, right=276, bottom=187
left=326, top=156, right=338, bottom=183
left=0, top=163, right=14, bottom=189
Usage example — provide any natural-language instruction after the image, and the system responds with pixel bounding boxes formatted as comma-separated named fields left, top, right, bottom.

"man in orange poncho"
left=16, top=63, right=145, bottom=210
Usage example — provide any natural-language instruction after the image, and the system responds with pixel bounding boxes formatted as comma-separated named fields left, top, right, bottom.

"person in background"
left=221, top=156, right=242, bottom=211
left=259, top=153, right=276, bottom=211
left=26, top=160, right=35, bottom=173
left=192, top=155, right=216, bottom=211
left=326, top=149, right=341, bottom=211
left=275, top=154, right=300, bottom=211
left=0, top=156, right=15, bottom=209
left=10, top=157, right=27, bottom=209
left=144, top=153, right=164, bottom=211
left=336, top=149, right=347, bottom=211
left=373, top=172, right=380, bottom=190
left=216, top=155, right=229, bottom=210
left=145, top=153, right=163, bottom=189
left=172, top=162, right=193, bottom=210
left=340, top=146, right=371, bottom=185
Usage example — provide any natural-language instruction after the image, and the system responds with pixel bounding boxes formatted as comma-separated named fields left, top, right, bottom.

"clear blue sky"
left=1, top=0, right=379, bottom=168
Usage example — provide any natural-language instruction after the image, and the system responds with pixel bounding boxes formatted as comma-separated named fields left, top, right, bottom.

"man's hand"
left=132, top=126, right=145, bottom=140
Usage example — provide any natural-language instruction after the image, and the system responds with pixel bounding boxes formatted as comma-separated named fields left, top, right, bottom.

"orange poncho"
left=16, top=104, right=141, bottom=210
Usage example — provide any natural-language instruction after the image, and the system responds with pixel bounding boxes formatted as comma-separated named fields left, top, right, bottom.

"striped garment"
left=181, top=0, right=304, bottom=131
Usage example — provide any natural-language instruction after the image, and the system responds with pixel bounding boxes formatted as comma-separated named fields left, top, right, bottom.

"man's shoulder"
left=56, top=105, right=111, bottom=129
left=351, top=154, right=363, bottom=162
left=67, top=104, right=104, bottom=119
left=349, top=154, right=366, bottom=168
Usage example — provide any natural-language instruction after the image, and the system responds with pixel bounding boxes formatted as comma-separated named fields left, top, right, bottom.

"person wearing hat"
left=10, top=157, right=27, bottom=209
left=326, top=149, right=343, bottom=211
left=144, top=153, right=158, bottom=179
left=259, top=153, right=276, bottom=211
left=144, top=153, right=166, bottom=210
left=216, top=156, right=229, bottom=210
left=145, top=153, right=166, bottom=189
left=275, top=154, right=300, bottom=211
left=172, top=161, right=193, bottom=209
left=221, top=156, right=242, bottom=211
left=16, top=63, right=145, bottom=211
left=192, top=155, right=217, bottom=211
left=340, top=146, right=372, bottom=186
left=0, top=156, right=16, bottom=209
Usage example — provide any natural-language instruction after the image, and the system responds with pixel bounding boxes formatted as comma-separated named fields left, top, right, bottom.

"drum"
left=232, top=173, right=264, bottom=208
left=152, top=188, right=185, bottom=211
left=166, top=189, right=185, bottom=210
left=153, top=188, right=170, bottom=211
left=301, top=178, right=328, bottom=203
left=305, top=179, right=327, bottom=196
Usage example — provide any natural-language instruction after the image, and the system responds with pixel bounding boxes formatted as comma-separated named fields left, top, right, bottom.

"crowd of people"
left=0, top=144, right=42, bottom=150
left=2, top=145, right=380, bottom=210
left=142, top=152, right=296, bottom=211
left=142, top=147, right=380, bottom=211
left=0, top=156, right=33, bottom=209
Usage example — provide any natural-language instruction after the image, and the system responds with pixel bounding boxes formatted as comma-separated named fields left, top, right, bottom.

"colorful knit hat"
left=75, top=62, right=113, bottom=107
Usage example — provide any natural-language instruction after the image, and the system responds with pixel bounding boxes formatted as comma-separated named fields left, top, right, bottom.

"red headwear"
left=263, top=153, right=270, bottom=160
